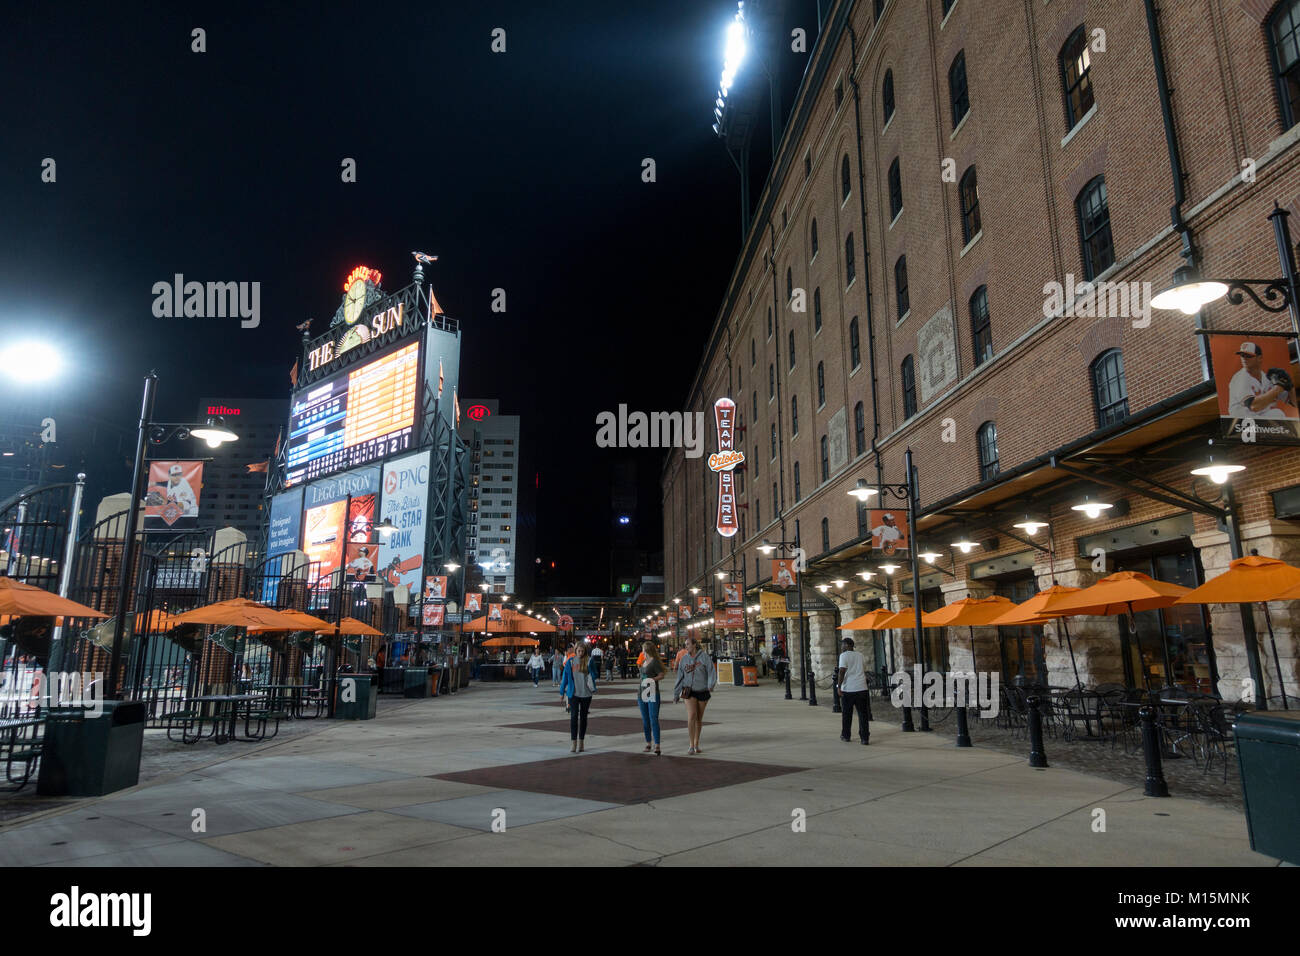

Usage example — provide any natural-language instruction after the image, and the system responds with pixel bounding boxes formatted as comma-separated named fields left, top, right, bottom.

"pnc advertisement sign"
left=713, top=397, right=740, bottom=538
left=378, top=450, right=431, bottom=596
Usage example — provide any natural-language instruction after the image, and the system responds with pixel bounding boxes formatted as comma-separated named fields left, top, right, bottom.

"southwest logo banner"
left=466, top=592, right=482, bottom=612
left=144, top=460, right=203, bottom=531
left=423, top=603, right=445, bottom=627
left=772, top=559, right=797, bottom=589
left=713, top=606, right=744, bottom=629
left=713, top=398, right=739, bottom=538
left=1207, top=332, right=1300, bottom=444
left=698, top=595, right=712, bottom=614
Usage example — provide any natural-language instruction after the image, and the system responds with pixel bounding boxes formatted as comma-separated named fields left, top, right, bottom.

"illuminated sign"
left=303, top=499, right=347, bottom=587
left=206, top=405, right=241, bottom=416
left=286, top=341, right=420, bottom=487
left=467, top=404, right=490, bottom=422
left=714, top=398, right=739, bottom=538
left=308, top=301, right=405, bottom=372
left=343, top=265, right=382, bottom=292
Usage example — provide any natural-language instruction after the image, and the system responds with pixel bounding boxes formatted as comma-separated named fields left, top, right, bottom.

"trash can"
left=37, top=701, right=146, bottom=797
left=733, top=658, right=753, bottom=686
left=1234, top=709, right=1300, bottom=865
left=334, top=673, right=378, bottom=720
left=403, top=666, right=430, bottom=699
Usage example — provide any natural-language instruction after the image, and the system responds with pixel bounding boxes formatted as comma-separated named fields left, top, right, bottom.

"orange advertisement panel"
left=304, top=499, right=347, bottom=587
left=143, top=461, right=203, bottom=532
left=713, top=606, right=745, bottom=629
left=346, top=494, right=376, bottom=542
left=1207, top=333, right=1300, bottom=444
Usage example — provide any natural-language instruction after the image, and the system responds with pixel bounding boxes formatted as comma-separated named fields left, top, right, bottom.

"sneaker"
left=840, top=735, right=851, bottom=742
left=860, top=738, right=870, bottom=745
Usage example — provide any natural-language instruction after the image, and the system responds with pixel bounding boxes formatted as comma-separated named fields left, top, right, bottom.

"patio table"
left=187, top=693, right=266, bottom=744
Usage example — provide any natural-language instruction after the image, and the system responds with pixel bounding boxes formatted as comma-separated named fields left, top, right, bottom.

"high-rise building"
left=458, top=400, right=534, bottom=598
left=196, top=397, right=286, bottom=553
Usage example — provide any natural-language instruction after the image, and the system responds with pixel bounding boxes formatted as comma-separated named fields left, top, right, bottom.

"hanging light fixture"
left=857, top=570, right=876, bottom=581
left=917, top=549, right=942, bottom=563
left=1150, top=265, right=1229, bottom=315
left=1071, top=495, right=1113, bottom=519
left=880, top=563, right=900, bottom=574
left=831, top=578, right=847, bottom=588
left=1012, top=515, right=1049, bottom=536
left=847, top=479, right=878, bottom=501
left=1190, top=439, right=1245, bottom=484
left=951, top=538, right=978, bottom=554
left=758, top=539, right=777, bottom=554
left=815, top=583, right=831, bottom=593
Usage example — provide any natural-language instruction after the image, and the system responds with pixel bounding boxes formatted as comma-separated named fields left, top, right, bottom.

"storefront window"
left=1115, top=550, right=1214, bottom=693
left=994, top=576, right=1044, bottom=685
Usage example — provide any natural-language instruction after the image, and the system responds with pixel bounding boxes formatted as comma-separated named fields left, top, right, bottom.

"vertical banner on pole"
left=711, top=398, right=742, bottom=537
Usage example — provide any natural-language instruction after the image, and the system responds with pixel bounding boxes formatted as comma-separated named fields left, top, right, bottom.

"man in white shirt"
left=527, top=648, right=545, bottom=686
left=1227, top=341, right=1293, bottom=420
left=837, top=637, right=870, bottom=745
left=589, top=642, right=603, bottom=686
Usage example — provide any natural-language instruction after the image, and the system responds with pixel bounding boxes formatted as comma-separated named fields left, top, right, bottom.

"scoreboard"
left=286, top=342, right=420, bottom=487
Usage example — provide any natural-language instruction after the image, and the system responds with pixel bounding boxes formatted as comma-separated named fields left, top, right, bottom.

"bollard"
left=832, top=671, right=841, bottom=714
left=1026, top=695, right=1049, bottom=767
left=1138, top=705, right=1170, bottom=797
left=955, top=701, right=972, bottom=748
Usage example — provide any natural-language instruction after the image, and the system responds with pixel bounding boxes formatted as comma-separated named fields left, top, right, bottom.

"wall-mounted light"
left=847, top=479, right=878, bottom=502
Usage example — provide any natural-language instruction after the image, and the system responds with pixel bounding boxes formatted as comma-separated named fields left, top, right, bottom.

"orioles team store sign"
left=709, top=398, right=742, bottom=538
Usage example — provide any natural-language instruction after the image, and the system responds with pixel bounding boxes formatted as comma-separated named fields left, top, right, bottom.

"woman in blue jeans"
left=638, top=640, right=666, bottom=755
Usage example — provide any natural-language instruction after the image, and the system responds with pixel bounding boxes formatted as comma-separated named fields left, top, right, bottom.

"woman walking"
left=673, top=636, right=717, bottom=754
left=638, top=640, right=667, bottom=755
left=560, top=643, right=596, bottom=752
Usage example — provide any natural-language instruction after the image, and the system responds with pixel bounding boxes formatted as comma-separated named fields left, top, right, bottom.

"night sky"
left=1, top=1, right=816, bottom=594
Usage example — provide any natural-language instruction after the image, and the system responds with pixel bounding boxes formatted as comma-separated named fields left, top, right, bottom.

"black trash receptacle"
left=403, top=666, right=430, bottom=698
left=1234, top=709, right=1300, bottom=865
left=38, top=701, right=146, bottom=797
left=334, top=673, right=378, bottom=720
left=733, top=658, right=752, bottom=686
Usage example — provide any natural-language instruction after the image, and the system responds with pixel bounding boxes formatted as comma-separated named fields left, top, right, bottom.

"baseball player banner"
left=346, top=494, right=376, bottom=543
left=343, top=541, right=380, bottom=583
left=697, top=595, right=713, bottom=614
left=679, top=603, right=692, bottom=620
left=1208, top=333, right=1300, bottom=444
left=465, top=592, right=482, bottom=612
left=772, top=559, right=798, bottom=589
left=424, top=575, right=448, bottom=601
left=868, top=509, right=909, bottom=555
left=488, top=603, right=503, bottom=623
left=143, top=461, right=203, bottom=531
left=722, top=581, right=741, bottom=605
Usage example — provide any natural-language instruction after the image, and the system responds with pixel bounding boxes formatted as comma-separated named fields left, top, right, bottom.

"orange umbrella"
left=0, top=577, right=108, bottom=619
left=465, top=609, right=557, bottom=633
left=314, top=616, right=382, bottom=637
left=988, top=585, right=1087, bottom=687
left=1046, top=571, right=1192, bottom=617
left=134, top=608, right=182, bottom=632
left=171, top=598, right=310, bottom=631
left=247, top=607, right=331, bottom=633
left=1176, top=555, right=1298, bottom=709
left=838, top=608, right=902, bottom=630
left=921, top=596, right=1018, bottom=685
left=482, top=635, right=539, bottom=647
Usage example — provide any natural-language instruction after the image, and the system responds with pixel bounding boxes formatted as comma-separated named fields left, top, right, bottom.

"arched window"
left=970, top=286, right=992, bottom=366
left=888, top=158, right=903, bottom=218
left=1060, top=24, right=1095, bottom=130
left=751, top=338, right=756, bottom=366
left=841, top=154, right=852, bottom=201
left=791, top=394, right=799, bottom=435
left=769, top=363, right=775, bottom=399
left=787, top=267, right=794, bottom=301
left=817, top=361, right=826, bottom=407
left=773, top=482, right=779, bottom=515
left=810, top=218, right=819, bottom=259
left=977, top=421, right=999, bottom=481
left=845, top=234, right=856, bottom=285
left=793, top=464, right=801, bottom=502
left=849, top=316, right=861, bottom=369
left=821, top=517, right=830, bottom=554
left=882, top=69, right=895, bottom=123
left=820, top=435, right=829, bottom=482
left=788, top=330, right=796, bottom=370
left=1076, top=175, right=1114, bottom=280
left=854, top=401, right=866, bottom=455
left=959, top=166, right=981, bottom=243
left=1091, top=349, right=1129, bottom=427
left=770, top=423, right=777, bottom=460
left=949, top=51, right=969, bottom=127
left=768, top=306, right=773, bottom=338
left=895, top=256, right=910, bottom=318
left=813, top=288, right=822, bottom=332
left=901, top=356, right=916, bottom=419
left=875, top=0, right=885, bottom=24
left=752, top=390, right=757, bottom=421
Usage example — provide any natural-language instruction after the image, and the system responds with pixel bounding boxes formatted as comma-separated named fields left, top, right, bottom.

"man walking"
left=837, top=637, right=870, bottom=745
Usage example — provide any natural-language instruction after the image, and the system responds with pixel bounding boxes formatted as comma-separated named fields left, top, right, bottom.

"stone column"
left=1194, top=520, right=1300, bottom=704
left=939, top=579, right=995, bottom=678
left=1032, top=555, right=1114, bottom=686
left=806, top=609, right=840, bottom=688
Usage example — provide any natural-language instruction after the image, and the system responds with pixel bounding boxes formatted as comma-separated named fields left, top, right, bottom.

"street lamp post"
left=758, top=535, right=812, bottom=704
left=109, top=372, right=238, bottom=698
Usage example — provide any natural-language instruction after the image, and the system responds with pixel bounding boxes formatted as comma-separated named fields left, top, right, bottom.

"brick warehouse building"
left=662, top=0, right=1300, bottom=705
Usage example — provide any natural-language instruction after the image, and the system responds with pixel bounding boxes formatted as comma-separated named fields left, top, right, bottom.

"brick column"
left=1031, top=555, right=1113, bottom=686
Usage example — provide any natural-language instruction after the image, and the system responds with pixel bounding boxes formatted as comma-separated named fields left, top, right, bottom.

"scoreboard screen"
left=286, top=342, right=420, bottom=487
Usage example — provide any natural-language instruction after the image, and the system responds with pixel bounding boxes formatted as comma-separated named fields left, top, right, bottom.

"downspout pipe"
left=848, top=22, right=885, bottom=491
left=1144, top=0, right=1195, bottom=268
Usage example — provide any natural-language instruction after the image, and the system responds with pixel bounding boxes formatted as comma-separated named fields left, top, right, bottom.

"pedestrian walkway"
left=0, top=678, right=1278, bottom=866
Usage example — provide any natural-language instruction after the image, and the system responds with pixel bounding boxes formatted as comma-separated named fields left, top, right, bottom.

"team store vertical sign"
left=710, top=397, right=742, bottom=537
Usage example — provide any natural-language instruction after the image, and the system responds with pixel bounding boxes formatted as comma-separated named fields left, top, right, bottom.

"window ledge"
left=950, top=110, right=970, bottom=140
left=940, top=1, right=958, bottom=29
left=959, top=230, right=984, bottom=258
left=1060, top=103, right=1097, bottom=149
left=895, top=309, right=911, bottom=328
left=882, top=114, right=895, bottom=135
left=846, top=277, right=857, bottom=292
left=889, top=209, right=903, bottom=230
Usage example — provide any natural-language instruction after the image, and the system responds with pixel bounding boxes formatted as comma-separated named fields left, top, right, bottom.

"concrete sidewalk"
left=0, top=678, right=1279, bottom=867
